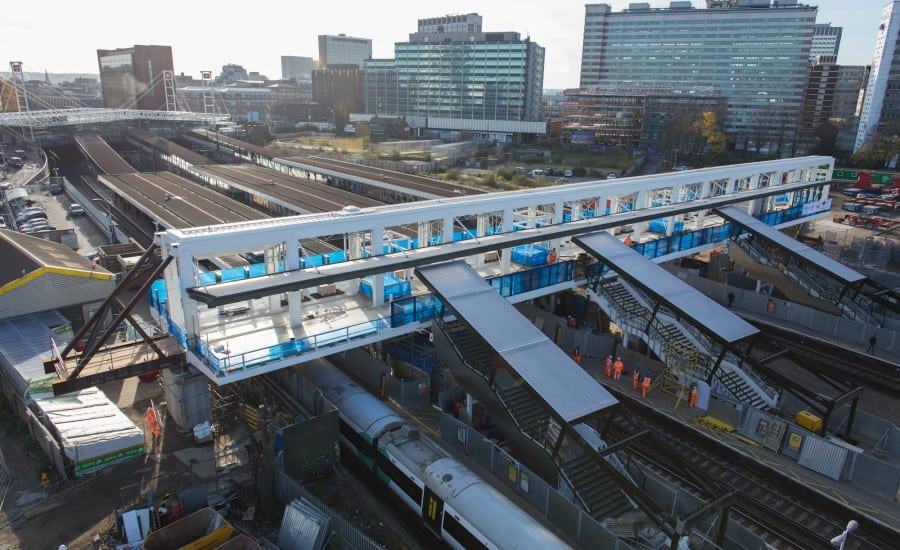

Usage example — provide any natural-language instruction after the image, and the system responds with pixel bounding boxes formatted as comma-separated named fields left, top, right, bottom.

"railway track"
left=749, top=319, right=900, bottom=399
left=607, top=393, right=898, bottom=549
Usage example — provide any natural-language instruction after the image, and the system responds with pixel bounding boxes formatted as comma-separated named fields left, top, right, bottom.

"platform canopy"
left=716, top=206, right=865, bottom=285
left=416, top=261, right=617, bottom=423
left=574, top=231, right=759, bottom=345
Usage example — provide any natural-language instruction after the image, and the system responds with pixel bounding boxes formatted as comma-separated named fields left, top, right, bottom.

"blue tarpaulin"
left=511, top=244, right=550, bottom=266
left=359, top=273, right=412, bottom=301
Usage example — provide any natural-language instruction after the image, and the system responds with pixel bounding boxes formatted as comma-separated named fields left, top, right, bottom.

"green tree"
left=852, top=130, right=900, bottom=169
left=693, top=111, right=726, bottom=156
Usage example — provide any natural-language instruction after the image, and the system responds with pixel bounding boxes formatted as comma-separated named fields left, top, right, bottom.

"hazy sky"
left=0, top=0, right=888, bottom=89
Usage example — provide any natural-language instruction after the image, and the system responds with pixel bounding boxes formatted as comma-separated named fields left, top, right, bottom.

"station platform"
left=573, top=344, right=900, bottom=534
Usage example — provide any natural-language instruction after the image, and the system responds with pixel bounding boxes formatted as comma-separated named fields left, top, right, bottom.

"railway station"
left=1, top=110, right=898, bottom=548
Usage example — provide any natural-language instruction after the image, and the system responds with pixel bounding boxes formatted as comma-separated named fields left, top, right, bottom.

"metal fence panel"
left=847, top=453, right=900, bottom=500
left=797, top=435, right=848, bottom=481
left=578, top=512, right=627, bottom=549
left=546, top=489, right=581, bottom=537
left=274, top=453, right=384, bottom=550
left=708, top=395, right=743, bottom=428
left=780, top=426, right=812, bottom=461
left=738, top=408, right=785, bottom=451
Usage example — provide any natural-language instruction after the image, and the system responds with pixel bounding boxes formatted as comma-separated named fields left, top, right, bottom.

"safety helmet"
left=608, top=355, right=613, bottom=358
left=617, top=356, right=621, bottom=360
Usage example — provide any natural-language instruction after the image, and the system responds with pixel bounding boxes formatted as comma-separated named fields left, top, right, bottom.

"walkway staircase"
left=734, top=237, right=886, bottom=327
left=593, top=278, right=773, bottom=409
left=439, top=320, right=632, bottom=521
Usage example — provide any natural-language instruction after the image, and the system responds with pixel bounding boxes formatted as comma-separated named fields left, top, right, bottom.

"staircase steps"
left=562, top=452, right=633, bottom=521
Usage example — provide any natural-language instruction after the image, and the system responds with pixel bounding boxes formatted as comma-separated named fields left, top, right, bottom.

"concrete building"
left=856, top=1, right=900, bottom=151
left=216, top=64, right=249, bottom=85
left=834, top=65, right=870, bottom=152
left=362, top=13, right=545, bottom=141
left=810, top=23, right=842, bottom=62
left=281, top=56, right=316, bottom=82
left=96, top=45, right=174, bottom=110
left=579, top=1, right=816, bottom=148
left=560, top=85, right=726, bottom=149
left=312, top=65, right=363, bottom=130
left=318, top=34, right=372, bottom=68
left=417, top=13, right=482, bottom=33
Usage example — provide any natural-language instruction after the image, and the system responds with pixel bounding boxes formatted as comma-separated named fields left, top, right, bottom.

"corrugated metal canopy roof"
left=574, top=231, right=759, bottom=345
left=0, top=230, right=113, bottom=289
left=0, top=310, right=71, bottom=398
left=717, top=206, right=866, bottom=285
left=416, top=261, right=617, bottom=422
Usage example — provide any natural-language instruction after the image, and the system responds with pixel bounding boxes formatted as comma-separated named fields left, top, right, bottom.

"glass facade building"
left=579, top=2, right=816, bottom=145
left=856, top=1, right=900, bottom=151
left=97, top=45, right=174, bottom=110
left=365, top=30, right=544, bottom=122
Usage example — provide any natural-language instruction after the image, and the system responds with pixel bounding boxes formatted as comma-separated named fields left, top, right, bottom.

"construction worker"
left=573, top=346, right=582, bottom=365
left=632, top=368, right=641, bottom=390
left=689, top=384, right=698, bottom=408
left=613, top=357, right=624, bottom=380
left=641, top=374, right=652, bottom=398
left=605, top=355, right=613, bottom=378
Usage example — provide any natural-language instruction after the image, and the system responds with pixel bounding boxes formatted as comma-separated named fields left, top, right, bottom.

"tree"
left=659, top=108, right=699, bottom=165
left=852, top=129, right=900, bottom=169
left=810, top=120, right=839, bottom=157
left=693, top=111, right=726, bottom=157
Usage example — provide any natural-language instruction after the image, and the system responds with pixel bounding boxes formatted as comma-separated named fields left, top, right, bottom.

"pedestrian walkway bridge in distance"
left=717, top=205, right=900, bottom=328
left=576, top=231, right=865, bottom=437
left=415, top=260, right=735, bottom=547
left=157, top=155, right=833, bottom=384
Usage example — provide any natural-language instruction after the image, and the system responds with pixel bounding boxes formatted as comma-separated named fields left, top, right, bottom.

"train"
left=296, top=359, right=571, bottom=550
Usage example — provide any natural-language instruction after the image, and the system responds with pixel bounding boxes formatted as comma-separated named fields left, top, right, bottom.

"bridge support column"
left=371, top=225, right=385, bottom=307
left=286, top=240, right=303, bottom=327
left=500, top=208, right=513, bottom=274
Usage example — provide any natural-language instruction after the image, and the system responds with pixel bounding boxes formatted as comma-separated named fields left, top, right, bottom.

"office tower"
left=417, top=13, right=482, bottom=33
left=364, top=13, right=544, bottom=136
left=96, top=45, right=174, bottom=110
left=281, top=56, right=315, bottom=81
left=312, top=65, right=363, bottom=130
left=811, top=23, right=842, bottom=63
left=579, top=2, right=816, bottom=147
left=856, top=1, right=900, bottom=151
left=318, top=34, right=373, bottom=68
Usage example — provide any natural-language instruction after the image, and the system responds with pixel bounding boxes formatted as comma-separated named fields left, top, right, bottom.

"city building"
left=96, top=45, right=174, bottom=110
left=834, top=65, right=870, bottom=152
left=361, top=13, right=545, bottom=141
left=856, top=1, right=900, bottom=151
left=318, top=34, right=372, bottom=68
left=417, top=13, right=482, bottom=33
left=312, top=65, right=364, bottom=130
left=560, top=85, right=726, bottom=149
left=579, top=1, right=817, bottom=148
left=801, top=56, right=840, bottom=136
left=281, top=56, right=316, bottom=82
left=216, top=64, right=249, bottom=85
left=810, top=23, right=842, bottom=62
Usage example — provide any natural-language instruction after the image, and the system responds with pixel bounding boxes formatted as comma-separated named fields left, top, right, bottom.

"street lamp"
left=830, top=519, right=859, bottom=550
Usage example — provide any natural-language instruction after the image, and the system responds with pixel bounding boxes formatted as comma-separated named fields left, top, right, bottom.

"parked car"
left=16, top=210, right=47, bottom=223
left=68, top=203, right=86, bottom=217
left=22, top=223, right=55, bottom=233
left=606, top=172, right=618, bottom=180
left=673, top=164, right=690, bottom=171
left=49, top=181, right=64, bottom=195
left=20, top=219, right=52, bottom=231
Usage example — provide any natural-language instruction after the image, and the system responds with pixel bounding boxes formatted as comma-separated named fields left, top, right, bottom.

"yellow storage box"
left=795, top=410, right=822, bottom=432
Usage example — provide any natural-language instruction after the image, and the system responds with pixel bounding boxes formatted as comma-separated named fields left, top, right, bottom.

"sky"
left=0, top=0, right=888, bottom=89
